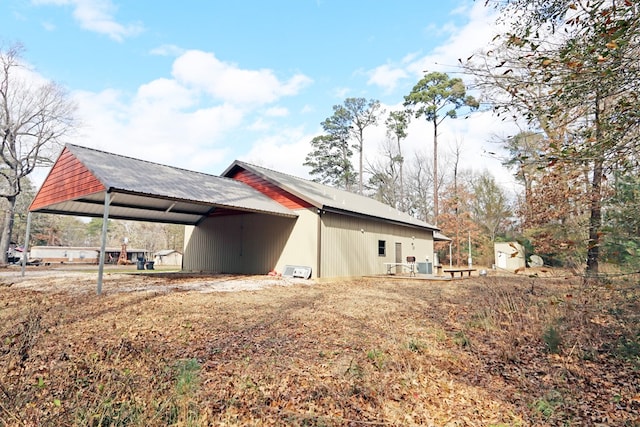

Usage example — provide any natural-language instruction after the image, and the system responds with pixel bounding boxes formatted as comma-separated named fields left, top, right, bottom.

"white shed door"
left=497, top=251, right=507, bottom=269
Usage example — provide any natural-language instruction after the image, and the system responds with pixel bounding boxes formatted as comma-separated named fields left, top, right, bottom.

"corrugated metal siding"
left=183, top=215, right=242, bottom=272
left=230, top=169, right=313, bottom=210
left=183, top=209, right=434, bottom=278
left=320, top=213, right=434, bottom=277
left=272, top=208, right=318, bottom=275
left=30, top=147, right=105, bottom=211
left=183, top=213, right=296, bottom=274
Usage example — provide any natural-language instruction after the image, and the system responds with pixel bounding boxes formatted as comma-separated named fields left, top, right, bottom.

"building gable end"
left=229, top=168, right=313, bottom=210
left=29, top=147, right=106, bottom=211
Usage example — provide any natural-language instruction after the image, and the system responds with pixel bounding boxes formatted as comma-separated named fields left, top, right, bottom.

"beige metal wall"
left=182, top=209, right=434, bottom=278
left=320, top=212, right=434, bottom=277
left=183, top=212, right=303, bottom=274
left=271, top=208, right=318, bottom=275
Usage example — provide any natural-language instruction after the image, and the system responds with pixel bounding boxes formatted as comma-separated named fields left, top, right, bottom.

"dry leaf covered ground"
left=0, top=266, right=639, bottom=426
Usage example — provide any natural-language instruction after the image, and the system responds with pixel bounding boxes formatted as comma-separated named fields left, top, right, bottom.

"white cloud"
left=69, top=83, right=245, bottom=173
left=331, top=87, right=350, bottom=99
left=149, top=44, right=185, bottom=57
left=367, top=64, right=408, bottom=93
left=32, top=0, right=143, bottom=41
left=58, top=47, right=315, bottom=176
left=171, top=50, right=312, bottom=106
left=406, top=2, right=500, bottom=78
left=42, top=21, right=56, bottom=31
left=300, top=104, right=315, bottom=114
left=243, top=127, right=315, bottom=179
left=264, top=107, right=289, bottom=117
left=248, top=118, right=271, bottom=132
left=134, top=78, right=195, bottom=110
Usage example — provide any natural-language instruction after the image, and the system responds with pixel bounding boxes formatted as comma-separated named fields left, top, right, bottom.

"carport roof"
left=29, top=144, right=297, bottom=224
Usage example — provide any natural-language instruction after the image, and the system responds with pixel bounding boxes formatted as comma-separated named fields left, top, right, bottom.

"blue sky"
left=2, top=0, right=518, bottom=191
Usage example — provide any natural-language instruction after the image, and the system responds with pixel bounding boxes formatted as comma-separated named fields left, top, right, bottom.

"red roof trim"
left=229, top=169, right=312, bottom=210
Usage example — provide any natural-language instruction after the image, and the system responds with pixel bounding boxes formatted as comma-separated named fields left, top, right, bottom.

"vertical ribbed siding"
left=183, top=213, right=296, bottom=274
left=183, top=209, right=435, bottom=278
left=320, top=213, right=434, bottom=277
left=30, top=147, right=106, bottom=211
left=183, top=216, right=240, bottom=272
left=272, top=208, right=317, bottom=275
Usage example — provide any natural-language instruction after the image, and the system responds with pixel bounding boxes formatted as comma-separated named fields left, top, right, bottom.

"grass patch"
left=542, top=325, right=562, bottom=353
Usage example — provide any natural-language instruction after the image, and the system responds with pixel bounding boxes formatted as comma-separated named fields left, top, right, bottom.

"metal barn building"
left=28, top=144, right=442, bottom=280
left=184, top=161, right=439, bottom=277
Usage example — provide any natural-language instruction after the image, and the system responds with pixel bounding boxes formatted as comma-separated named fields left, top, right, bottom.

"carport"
left=24, top=144, right=297, bottom=294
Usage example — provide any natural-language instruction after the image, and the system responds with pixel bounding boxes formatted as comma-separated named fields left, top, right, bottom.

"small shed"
left=494, top=242, right=526, bottom=271
left=154, top=249, right=182, bottom=267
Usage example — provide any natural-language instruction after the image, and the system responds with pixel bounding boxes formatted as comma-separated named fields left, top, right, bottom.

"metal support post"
left=21, top=212, right=32, bottom=277
left=97, top=192, right=111, bottom=295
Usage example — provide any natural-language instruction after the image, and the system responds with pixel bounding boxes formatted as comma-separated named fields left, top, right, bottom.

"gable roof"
left=223, top=160, right=440, bottom=232
left=29, top=144, right=297, bottom=224
left=30, top=144, right=443, bottom=234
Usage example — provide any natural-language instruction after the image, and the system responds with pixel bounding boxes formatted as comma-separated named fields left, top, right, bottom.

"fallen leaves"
left=0, top=271, right=638, bottom=425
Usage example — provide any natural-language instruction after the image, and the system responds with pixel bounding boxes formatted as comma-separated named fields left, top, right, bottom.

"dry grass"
left=0, top=268, right=639, bottom=426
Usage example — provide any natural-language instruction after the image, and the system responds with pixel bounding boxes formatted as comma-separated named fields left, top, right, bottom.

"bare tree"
left=365, top=138, right=401, bottom=208
left=0, top=44, right=76, bottom=263
left=404, top=151, right=434, bottom=223
left=385, top=110, right=410, bottom=210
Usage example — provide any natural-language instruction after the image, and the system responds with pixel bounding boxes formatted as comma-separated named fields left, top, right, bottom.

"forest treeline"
left=303, top=1, right=640, bottom=274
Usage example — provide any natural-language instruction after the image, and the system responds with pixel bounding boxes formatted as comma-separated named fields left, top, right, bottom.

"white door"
left=497, top=251, right=507, bottom=269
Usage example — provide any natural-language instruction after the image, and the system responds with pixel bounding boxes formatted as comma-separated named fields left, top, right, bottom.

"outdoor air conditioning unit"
left=282, top=265, right=312, bottom=279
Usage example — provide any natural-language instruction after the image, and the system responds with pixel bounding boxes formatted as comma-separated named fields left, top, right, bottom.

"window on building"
left=378, top=240, right=386, bottom=256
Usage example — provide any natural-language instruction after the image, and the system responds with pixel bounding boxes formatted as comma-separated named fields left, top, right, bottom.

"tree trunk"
left=398, top=137, right=404, bottom=211
left=586, top=96, right=603, bottom=277
left=586, top=157, right=603, bottom=276
left=0, top=196, right=16, bottom=265
left=359, top=142, right=363, bottom=195
left=433, top=122, right=439, bottom=224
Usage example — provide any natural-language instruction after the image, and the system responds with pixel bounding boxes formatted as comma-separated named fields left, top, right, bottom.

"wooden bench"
left=443, top=268, right=476, bottom=278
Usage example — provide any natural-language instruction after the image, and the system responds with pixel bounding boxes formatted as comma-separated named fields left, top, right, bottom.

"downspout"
left=316, top=208, right=322, bottom=278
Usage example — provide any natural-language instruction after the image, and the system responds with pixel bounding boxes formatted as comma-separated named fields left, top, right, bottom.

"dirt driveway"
left=0, top=265, right=313, bottom=294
